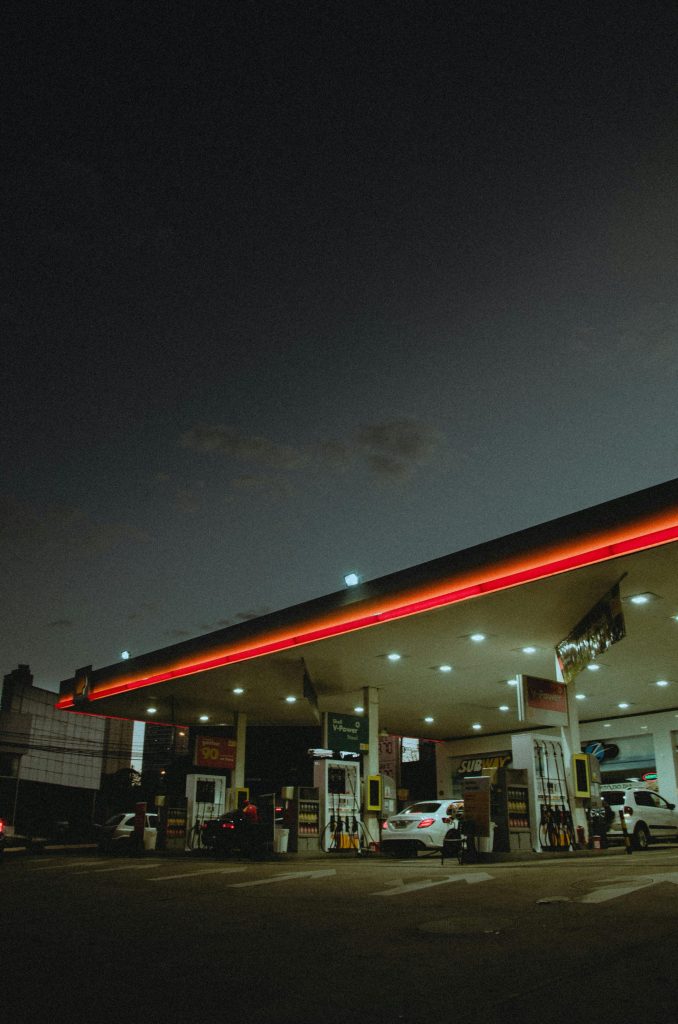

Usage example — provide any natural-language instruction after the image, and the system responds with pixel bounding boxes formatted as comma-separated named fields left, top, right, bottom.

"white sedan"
left=381, top=799, right=463, bottom=856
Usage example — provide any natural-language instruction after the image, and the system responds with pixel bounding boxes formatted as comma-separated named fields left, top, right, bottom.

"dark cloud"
left=356, top=419, right=442, bottom=479
left=180, top=425, right=307, bottom=471
left=0, top=495, right=147, bottom=565
left=180, top=418, right=444, bottom=486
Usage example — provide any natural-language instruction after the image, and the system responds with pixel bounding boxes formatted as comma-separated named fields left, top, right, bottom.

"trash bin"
left=477, top=822, right=496, bottom=854
left=274, top=828, right=289, bottom=853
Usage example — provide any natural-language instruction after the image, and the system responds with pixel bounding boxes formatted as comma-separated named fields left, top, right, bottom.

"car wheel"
left=632, top=824, right=650, bottom=850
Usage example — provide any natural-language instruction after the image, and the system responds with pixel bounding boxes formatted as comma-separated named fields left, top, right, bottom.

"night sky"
left=4, top=2, right=678, bottom=691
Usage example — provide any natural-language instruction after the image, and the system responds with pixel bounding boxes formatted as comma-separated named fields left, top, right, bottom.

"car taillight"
left=623, top=805, right=633, bottom=816
left=417, top=818, right=436, bottom=829
left=221, top=822, right=235, bottom=830
left=0, top=818, right=4, bottom=834
left=381, top=820, right=389, bottom=830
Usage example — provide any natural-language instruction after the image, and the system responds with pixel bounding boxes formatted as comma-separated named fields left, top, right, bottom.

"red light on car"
left=0, top=818, right=4, bottom=834
left=221, top=822, right=235, bottom=830
left=623, top=805, right=634, bottom=816
left=381, top=820, right=389, bottom=830
left=417, top=818, right=436, bottom=828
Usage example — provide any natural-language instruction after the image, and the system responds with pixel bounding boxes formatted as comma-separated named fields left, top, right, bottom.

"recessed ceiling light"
left=630, top=593, right=651, bottom=605
left=603, top=723, right=611, bottom=728
left=199, top=714, right=209, bottom=721
left=472, top=722, right=482, bottom=730
left=507, top=679, right=518, bottom=686
left=424, top=716, right=434, bottom=723
left=146, top=707, right=157, bottom=714
left=121, top=650, right=130, bottom=660
left=522, top=646, right=537, bottom=654
left=587, top=663, right=600, bottom=671
left=575, top=694, right=586, bottom=700
left=285, top=696, right=297, bottom=703
left=344, top=572, right=360, bottom=587
left=498, top=705, right=509, bottom=712
left=387, top=652, right=401, bottom=662
left=354, top=705, right=364, bottom=713
left=178, top=730, right=185, bottom=737
left=470, top=634, right=486, bottom=643
left=618, top=702, right=630, bottom=709
left=439, top=664, right=452, bottom=673
left=656, top=680, right=670, bottom=687
left=641, top=725, right=648, bottom=730
left=233, top=687, right=245, bottom=695
left=672, top=615, right=678, bottom=622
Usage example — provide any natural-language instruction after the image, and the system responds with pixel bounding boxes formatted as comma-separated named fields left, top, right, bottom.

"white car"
left=97, top=811, right=159, bottom=853
left=602, top=787, right=678, bottom=849
left=381, top=799, right=463, bottom=856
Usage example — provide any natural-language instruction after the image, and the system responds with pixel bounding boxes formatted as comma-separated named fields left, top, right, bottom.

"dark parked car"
left=200, top=810, right=259, bottom=855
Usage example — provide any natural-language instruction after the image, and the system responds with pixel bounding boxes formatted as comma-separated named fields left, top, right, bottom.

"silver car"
left=97, top=811, right=158, bottom=853
left=602, top=787, right=678, bottom=849
left=381, top=799, right=463, bottom=856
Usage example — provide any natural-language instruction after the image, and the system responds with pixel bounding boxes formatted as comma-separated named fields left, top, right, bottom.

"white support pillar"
left=556, top=656, right=587, bottom=839
left=234, top=712, right=247, bottom=790
left=363, top=686, right=380, bottom=846
left=652, top=728, right=678, bottom=805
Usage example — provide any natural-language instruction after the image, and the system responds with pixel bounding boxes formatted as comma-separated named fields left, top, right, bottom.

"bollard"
left=619, top=809, right=633, bottom=855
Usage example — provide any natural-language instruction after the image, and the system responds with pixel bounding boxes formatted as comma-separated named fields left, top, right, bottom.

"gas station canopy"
left=58, top=478, right=678, bottom=739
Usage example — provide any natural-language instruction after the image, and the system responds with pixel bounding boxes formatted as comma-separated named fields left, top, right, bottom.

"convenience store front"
left=57, top=477, right=678, bottom=854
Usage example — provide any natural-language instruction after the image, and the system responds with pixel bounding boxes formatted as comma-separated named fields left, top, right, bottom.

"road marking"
left=580, top=871, right=678, bottom=904
left=372, top=872, right=493, bottom=896
left=71, top=862, right=163, bottom=875
left=149, top=866, right=248, bottom=881
left=30, top=860, right=103, bottom=870
left=230, top=869, right=336, bottom=888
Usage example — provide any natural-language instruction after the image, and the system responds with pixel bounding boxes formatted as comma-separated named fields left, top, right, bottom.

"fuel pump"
left=313, top=758, right=361, bottom=852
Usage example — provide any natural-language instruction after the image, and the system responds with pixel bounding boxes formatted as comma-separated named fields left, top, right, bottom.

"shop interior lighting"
left=521, top=646, right=537, bottom=654
left=121, top=650, right=130, bottom=660
left=146, top=707, right=157, bottom=714
left=470, top=633, right=486, bottom=643
left=603, top=723, right=611, bottom=728
left=472, top=722, right=482, bottom=730
left=387, top=652, right=401, bottom=661
left=199, top=714, right=209, bottom=721
left=354, top=705, right=364, bottom=713
left=656, top=680, right=670, bottom=687
left=507, top=679, right=518, bottom=686
left=575, top=694, right=586, bottom=700
left=233, top=687, right=244, bottom=694
left=285, top=695, right=297, bottom=703
left=630, top=593, right=651, bottom=604
left=424, top=716, right=434, bottom=723
left=618, top=702, right=630, bottom=709
left=344, top=572, right=361, bottom=587
left=499, top=705, right=509, bottom=712
left=586, top=663, right=600, bottom=671
left=439, top=664, right=452, bottom=672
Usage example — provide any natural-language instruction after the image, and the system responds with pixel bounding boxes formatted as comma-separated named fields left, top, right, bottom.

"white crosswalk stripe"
left=149, top=866, right=248, bottom=881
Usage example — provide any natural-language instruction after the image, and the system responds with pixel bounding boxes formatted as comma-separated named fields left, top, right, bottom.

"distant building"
left=0, top=665, right=133, bottom=836
left=142, top=722, right=190, bottom=775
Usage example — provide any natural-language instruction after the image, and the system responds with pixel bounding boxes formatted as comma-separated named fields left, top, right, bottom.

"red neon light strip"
left=56, top=520, right=678, bottom=710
